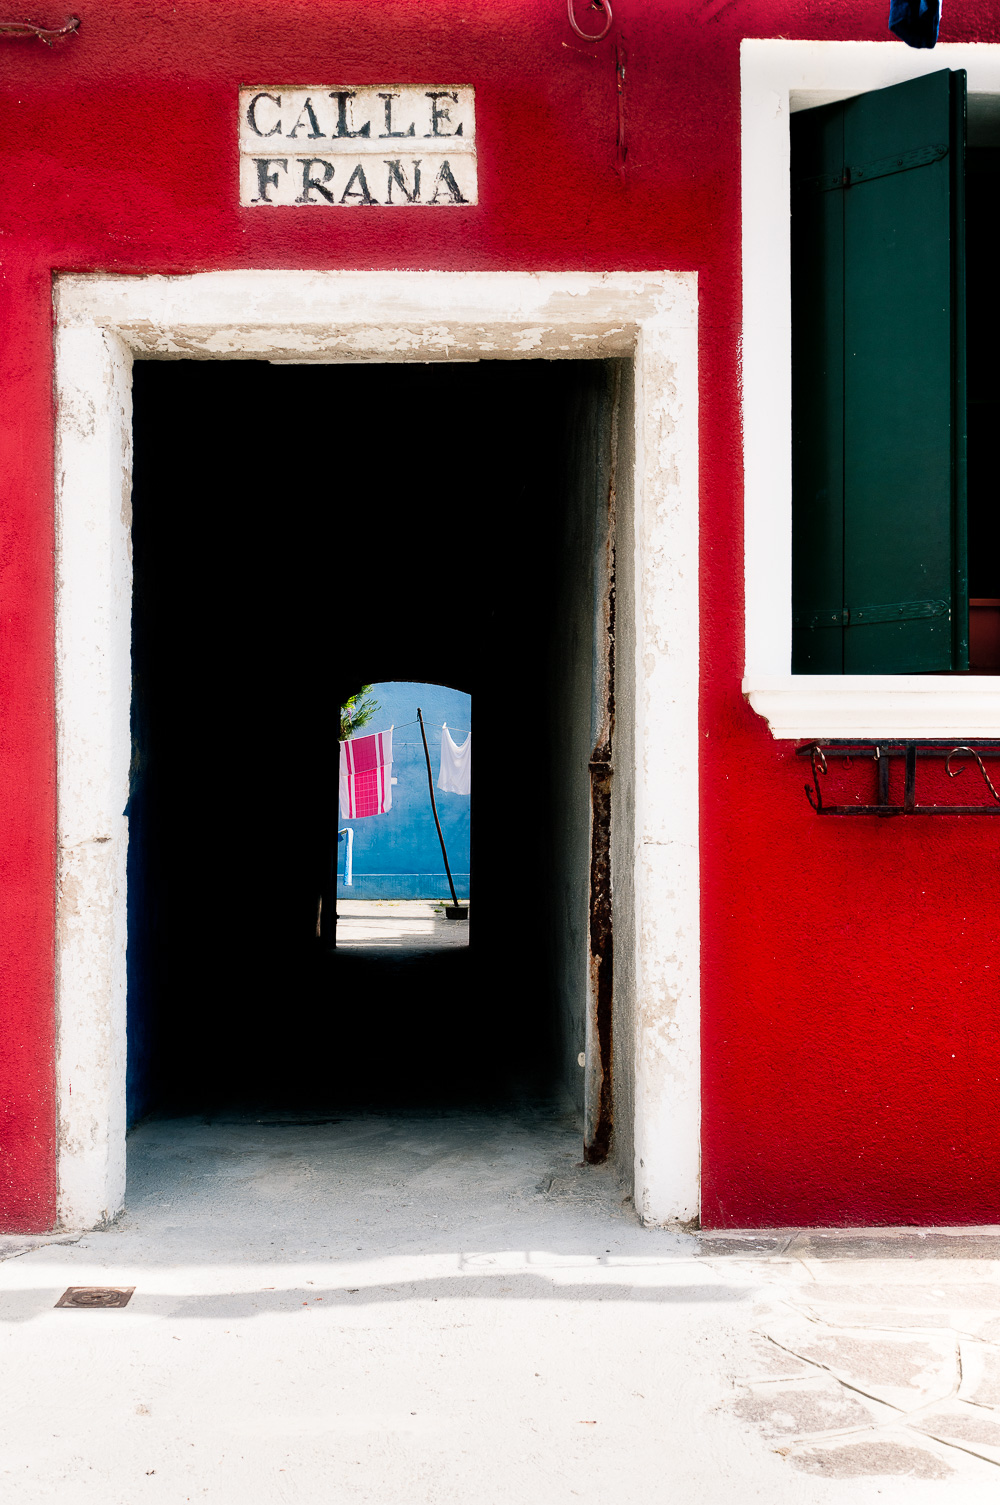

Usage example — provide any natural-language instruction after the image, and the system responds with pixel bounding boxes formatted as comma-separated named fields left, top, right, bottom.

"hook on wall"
left=567, top=0, right=613, bottom=42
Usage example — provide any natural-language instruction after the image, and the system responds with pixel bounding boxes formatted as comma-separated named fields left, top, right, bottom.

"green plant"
left=340, top=686, right=380, bottom=741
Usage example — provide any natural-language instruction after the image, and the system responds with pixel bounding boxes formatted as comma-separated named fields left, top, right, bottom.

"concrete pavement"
left=2, top=1105, right=1000, bottom=1501
left=336, top=900, right=470, bottom=951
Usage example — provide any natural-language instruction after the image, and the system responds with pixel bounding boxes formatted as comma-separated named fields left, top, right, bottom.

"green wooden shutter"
left=791, top=70, right=968, bottom=674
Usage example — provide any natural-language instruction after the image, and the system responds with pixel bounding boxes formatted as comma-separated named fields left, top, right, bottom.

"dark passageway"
left=128, top=358, right=618, bottom=1124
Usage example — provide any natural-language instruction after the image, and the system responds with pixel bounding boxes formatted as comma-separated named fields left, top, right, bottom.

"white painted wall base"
left=54, top=270, right=700, bottom=1230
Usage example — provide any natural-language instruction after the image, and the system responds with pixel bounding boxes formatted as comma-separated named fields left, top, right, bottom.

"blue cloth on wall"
left=889, top=0, right=941, bottom=48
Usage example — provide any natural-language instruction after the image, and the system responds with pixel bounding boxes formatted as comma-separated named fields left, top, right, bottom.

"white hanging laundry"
left=437, top=724, right=472, bottom=796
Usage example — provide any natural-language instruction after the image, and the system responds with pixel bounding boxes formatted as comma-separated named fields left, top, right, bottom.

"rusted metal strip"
left=0, top=14, right=79, bottom=41
left=584, top=366, right=620, bottom=1165
left=585, top=757, right=614, bottom=1162
left=615, top=37, right=628, bottom=170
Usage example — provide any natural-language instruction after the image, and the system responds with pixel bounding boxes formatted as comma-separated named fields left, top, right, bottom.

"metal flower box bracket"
left=796, top=740, right=1000, bottom=815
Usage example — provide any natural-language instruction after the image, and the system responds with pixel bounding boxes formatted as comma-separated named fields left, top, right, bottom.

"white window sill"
left=743, top=675, right=1000, bottom=740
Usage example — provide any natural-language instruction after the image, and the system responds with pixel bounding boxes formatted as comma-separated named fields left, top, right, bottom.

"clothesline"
left=342, top=720, right=470, bottom=738
left=393, top=740, right=465, bottom=749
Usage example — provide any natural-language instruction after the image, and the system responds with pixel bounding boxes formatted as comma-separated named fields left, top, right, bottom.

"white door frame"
left=53, top=269, right=700, bottom=1229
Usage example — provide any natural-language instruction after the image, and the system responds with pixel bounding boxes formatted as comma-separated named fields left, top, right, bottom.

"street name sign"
left=239, top=87, right=477, bottom=207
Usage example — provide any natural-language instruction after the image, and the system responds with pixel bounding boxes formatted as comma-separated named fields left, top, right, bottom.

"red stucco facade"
left=2, top=0, right=999, bottom=1231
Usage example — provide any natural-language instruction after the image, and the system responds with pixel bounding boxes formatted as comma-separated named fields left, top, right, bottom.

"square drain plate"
left=55, top=1286, right=134, bottom=1309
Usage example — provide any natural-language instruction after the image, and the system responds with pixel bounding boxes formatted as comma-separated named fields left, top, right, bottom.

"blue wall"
left=338, top=681, right=471, bottom=900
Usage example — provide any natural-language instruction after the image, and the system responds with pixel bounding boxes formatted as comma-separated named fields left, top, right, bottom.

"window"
left=742, top=41, right=1000, bottom=737
left=791, top=70, right=967, bottom=674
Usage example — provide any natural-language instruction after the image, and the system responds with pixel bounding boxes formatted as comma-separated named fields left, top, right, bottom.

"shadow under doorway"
left=127, top=357, right=620, bottom=1130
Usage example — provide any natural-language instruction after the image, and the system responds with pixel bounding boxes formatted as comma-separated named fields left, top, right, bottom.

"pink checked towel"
left=339, top=728, right=393, bottom=818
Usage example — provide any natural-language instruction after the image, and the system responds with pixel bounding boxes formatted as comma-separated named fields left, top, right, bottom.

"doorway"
left=53, top=269, right=699, bottom=1231
left=127, top=359, right=619, bottom=1124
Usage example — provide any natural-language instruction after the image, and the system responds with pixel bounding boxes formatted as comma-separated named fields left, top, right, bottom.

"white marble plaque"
left=239, top=87, right=476, bottom=207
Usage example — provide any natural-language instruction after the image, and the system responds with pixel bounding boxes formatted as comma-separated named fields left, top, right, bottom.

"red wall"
left=2, top=0, right=999, bottom=1230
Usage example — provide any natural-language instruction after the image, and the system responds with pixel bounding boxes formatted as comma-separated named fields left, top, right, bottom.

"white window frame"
left=53, top=269, right=700, bottom=1231
left=742, top=39, right=1000, bottom=738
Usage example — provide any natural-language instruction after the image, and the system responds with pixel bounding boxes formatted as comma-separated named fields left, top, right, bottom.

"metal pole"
left=417, top=706, right=461, bottom=910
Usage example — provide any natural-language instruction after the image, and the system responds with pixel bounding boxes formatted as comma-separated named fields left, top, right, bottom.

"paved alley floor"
left=336, top=899, right=470, bottom=950
left=3, top=1106, right=1000, bottom=1502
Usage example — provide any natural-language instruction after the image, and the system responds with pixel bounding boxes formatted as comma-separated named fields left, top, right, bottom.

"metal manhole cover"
left=55, top=1286, right=134, bottom=1308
